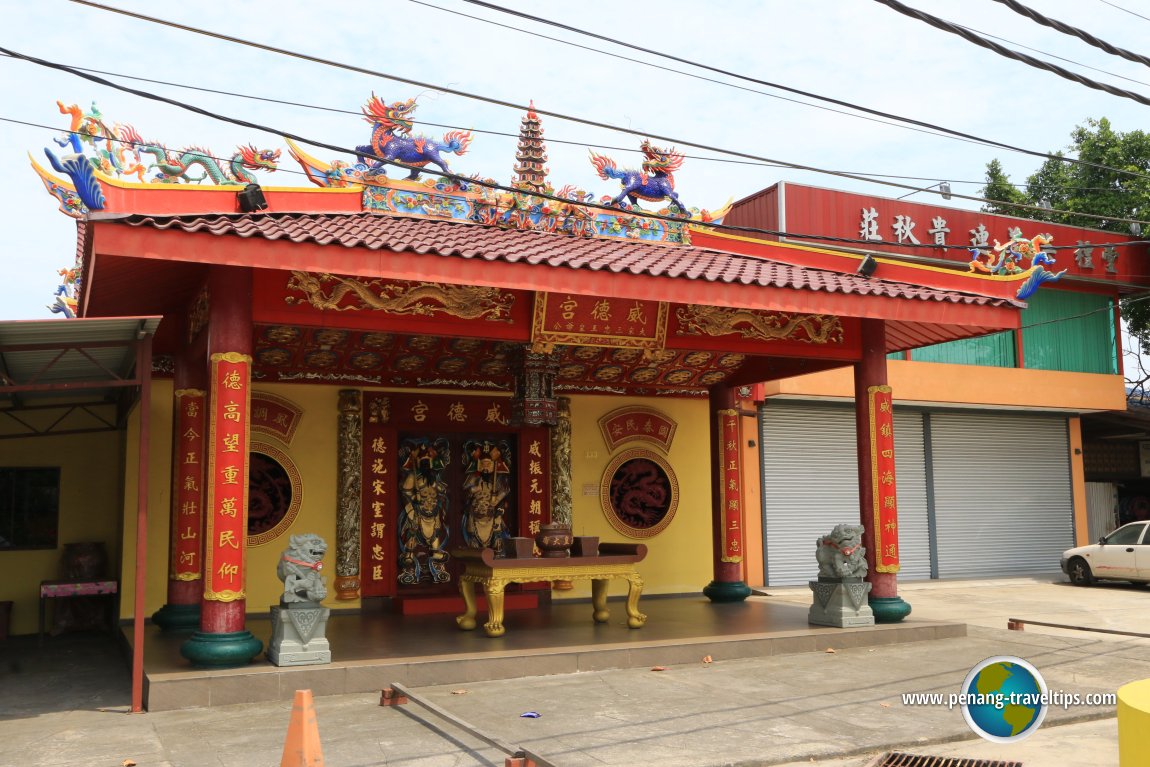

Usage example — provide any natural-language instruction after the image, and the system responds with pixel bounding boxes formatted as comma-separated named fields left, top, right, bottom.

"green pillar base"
left=151, top=603, right=201, bottom=633
left=702, top=580, right=752, bottom=603
left=180, top=630, right=263, bottom=668
left=869, top=595, right=912, bottom=623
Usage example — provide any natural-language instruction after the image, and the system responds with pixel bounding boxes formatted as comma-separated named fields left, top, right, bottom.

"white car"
left=1061, top=521, right=1150, bottom=586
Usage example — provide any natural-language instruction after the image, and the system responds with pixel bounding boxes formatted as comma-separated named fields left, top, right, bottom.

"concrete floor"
left=1, top=576, right=1147, bottom=766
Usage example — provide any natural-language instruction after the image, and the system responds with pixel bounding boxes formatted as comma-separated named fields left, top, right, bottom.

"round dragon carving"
left=600, top=448, right=679, bottom=539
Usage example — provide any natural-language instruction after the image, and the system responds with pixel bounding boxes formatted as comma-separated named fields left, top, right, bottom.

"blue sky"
left=3, top=0, right=1150, bottom=320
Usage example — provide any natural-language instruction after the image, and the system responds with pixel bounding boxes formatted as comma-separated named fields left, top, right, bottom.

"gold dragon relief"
left=675, top=305, right=844, bottom=345
left=285, top=271, right=515, bottom=322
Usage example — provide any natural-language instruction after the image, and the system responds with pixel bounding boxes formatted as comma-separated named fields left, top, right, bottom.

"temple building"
left=2, top=97, right=1145, bottom=710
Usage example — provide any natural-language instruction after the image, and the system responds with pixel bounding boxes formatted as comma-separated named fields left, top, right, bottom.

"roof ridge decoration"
left=34, top=101, right=282, bottom=217
left=967, top=231, right=1068, bottom=300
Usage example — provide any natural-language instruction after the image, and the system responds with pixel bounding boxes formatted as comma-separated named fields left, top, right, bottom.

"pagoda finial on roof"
left=514, top=100, right=548, bottom=193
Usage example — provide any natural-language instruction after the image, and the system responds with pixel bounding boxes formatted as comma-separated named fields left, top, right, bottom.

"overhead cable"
left=56, top=2, right=1150, bottom=223
left=992, top=0, right=1150, bottom=69
left=68, top=0, right=1150, bottom=187
left=873, top=0, right=1150, bottom=108
left=455, top=0, right=1150, bottom=181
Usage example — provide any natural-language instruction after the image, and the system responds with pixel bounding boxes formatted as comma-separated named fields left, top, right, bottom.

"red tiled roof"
left=98, top=211, right=1020, bottom=310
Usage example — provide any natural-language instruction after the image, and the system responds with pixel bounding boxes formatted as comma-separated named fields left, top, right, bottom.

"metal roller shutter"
left=759, top=402, right=931, bottom=585
left=931, top=413, right=1073, bottom=578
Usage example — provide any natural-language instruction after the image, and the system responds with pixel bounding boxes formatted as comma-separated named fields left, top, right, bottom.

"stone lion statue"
left=815, top=524, right=868, bottom=579
left=277, top=534, right=329, bottom=604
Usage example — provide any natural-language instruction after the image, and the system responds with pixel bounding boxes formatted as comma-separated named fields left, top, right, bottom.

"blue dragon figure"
left=354, top=95, right=473, bottom=181
left=589, top=139, right=688, bottom=215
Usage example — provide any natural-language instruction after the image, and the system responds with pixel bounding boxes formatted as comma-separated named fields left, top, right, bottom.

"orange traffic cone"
left=280, top=689, right=324, bottom=767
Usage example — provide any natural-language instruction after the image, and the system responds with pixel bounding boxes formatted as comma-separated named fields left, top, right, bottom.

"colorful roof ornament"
left=589, top=139, right=689, bottom=216
left=513, top=100, right=548, bottom=193
left=355, top=95, right=473, bottom=182
left=48, top=266, right=80, bottom=319
left=31, top=100, right=282, bottom=217
left=967, top=232, right=1067, bottom=300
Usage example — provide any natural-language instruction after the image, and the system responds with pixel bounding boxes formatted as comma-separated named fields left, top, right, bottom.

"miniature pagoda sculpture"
left=512, top=101, right=548, bottom=193
left=268, top=534, right=332, bottom=666
left=808, top=524, right=875, bottom=628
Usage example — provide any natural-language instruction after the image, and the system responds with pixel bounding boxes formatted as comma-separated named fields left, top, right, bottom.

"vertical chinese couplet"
left=204, top=353, right=252, bottom=601
left=171, top=388, right=206, bottom=581
left=868, top=385, right=900, bottom=573
left=718, top=409, right=743, bottom=563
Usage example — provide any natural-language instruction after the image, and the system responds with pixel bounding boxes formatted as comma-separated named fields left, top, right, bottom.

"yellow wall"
left=0, top=429, right=124, bottom=636
left=116, top=384, right=714, bottom=622
left=120, top=381, right=343, bottom=623
left=557, top=394, right=713, bottom=600
left=761, top=360, right=1128, bottom=412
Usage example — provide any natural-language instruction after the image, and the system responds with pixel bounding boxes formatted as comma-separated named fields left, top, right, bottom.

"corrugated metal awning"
left=0, top=315, right=160, bottom=438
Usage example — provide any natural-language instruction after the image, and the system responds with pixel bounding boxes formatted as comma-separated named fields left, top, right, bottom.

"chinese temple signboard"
left=867, top=385, right=900, bottom=574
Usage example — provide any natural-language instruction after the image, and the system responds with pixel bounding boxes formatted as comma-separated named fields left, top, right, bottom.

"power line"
left=411, top=0, right=974, bottom=147
left=959, top=22, right=1150, bottom=89
left=992, top=0, right=1150, bottom=70
left=873, top=0, right=1150, bottom=108
left=54, top=2, right=1150, bottom=229
left=453, top=0, right=1150, bottom=184
left=3, top=52, right=1132, bottom=197
left=1098, top=0, right=1150, bottom=25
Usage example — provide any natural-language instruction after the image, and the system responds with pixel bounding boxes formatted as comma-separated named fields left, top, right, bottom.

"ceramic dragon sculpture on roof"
left=38, top=101, right=282, bottom=213
left=589, top=139, right=688, bottom=215
left=355, top=95, right=473, bottom=181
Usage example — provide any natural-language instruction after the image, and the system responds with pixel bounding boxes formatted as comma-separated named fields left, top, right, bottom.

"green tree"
left=982, top=118, right=1150, bottom=353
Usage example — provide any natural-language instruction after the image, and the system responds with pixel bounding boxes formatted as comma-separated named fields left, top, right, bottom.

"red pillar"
left=151, top=337, right=206, bottom=632
left=854, top=319, right=911, bottom=622
left=703, top=386, right=751, bottom=602
left=180, top=267, right=262, bottom=666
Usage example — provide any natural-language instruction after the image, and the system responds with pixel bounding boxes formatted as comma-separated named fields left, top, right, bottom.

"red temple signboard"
left=868, top=385, right=900, bottom=573
left=598, top=406, right=677, bottom=452
left=171, top=388, right=205, bottom=581
left=531, top=292, right=668, bottom=351
left=718, top=408, right=744, bottom=563
left=204, top=353, right=252, bottom=601
left=250, top=391, right=302, bottom=444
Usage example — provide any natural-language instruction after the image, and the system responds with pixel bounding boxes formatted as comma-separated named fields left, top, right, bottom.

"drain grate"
left=867, top=754, right=1023, bottom=767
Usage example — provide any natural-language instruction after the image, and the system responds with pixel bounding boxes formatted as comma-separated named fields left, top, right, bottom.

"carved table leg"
left=483, top=579, right=507, bottom=637
left=625, top=573, right=646, bottom=629
left=456, top=579, right=478, bottom=631
left=591, top=578, right=611, bottom=623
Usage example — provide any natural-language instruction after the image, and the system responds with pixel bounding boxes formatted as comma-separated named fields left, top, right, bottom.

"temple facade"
left=2, top=97, right=1145, bottom=692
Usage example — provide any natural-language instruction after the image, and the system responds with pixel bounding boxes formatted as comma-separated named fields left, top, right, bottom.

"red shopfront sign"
left=777, top=183, right=1146, bottom=282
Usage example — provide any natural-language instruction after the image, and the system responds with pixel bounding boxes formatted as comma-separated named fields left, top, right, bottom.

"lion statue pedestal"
left=268, top=534, right=332, bottom=667
left=808, top=524, right=875, bottom=628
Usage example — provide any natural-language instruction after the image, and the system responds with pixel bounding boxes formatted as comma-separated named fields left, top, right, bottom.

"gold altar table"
left=454, top=543, right=647, bottom=637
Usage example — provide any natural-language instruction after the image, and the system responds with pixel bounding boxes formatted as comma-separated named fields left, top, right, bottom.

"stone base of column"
left=334, top=575, right=360, bottom=601
left=868, top=595, right=912, bottom=623
left=179, top=630, right=263, bottom=668
left=702, top=579, right=752, bottom=603
left=150, top=603, right=201, bottom=633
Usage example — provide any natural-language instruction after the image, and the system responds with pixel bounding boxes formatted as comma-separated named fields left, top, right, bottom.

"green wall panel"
left=1021, top=291, right=1116, bottom=374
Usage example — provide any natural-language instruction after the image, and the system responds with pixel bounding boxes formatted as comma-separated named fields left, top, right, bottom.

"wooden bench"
left=453, top=543, right=647, bottom=637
